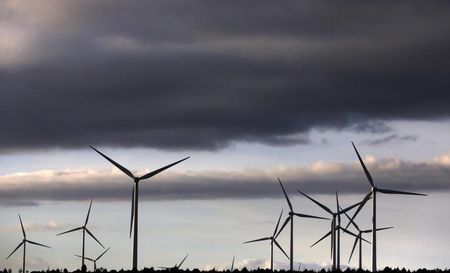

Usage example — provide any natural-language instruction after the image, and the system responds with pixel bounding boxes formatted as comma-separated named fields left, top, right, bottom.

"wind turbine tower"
left=350, top=142, right=426, bottom=272
left=57, top=200, right=104, bottom=271
left=6, top=215, right=51, bottom=273
left=90, top=146, right=189, bottom=271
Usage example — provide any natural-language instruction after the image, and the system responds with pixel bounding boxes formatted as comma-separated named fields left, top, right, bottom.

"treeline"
left=2, top=267, right=448, bottom=273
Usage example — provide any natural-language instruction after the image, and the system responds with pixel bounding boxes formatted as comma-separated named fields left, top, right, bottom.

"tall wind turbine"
left=276, top=178, right=329, bottom=271
left=350, top=142, right=426, bottom=272
left=76, top=247, right=111, bottom=271
left=342, top=209, right=392, bottom=270
left=243, top=210, right=289, bottom=271
left=6, top=215, right=51, bottom=273
left=90, top=146, right=189, bottom=271
left=57, top=200, right=104, bottom=271
left=298, top=190, right=365, bottom=270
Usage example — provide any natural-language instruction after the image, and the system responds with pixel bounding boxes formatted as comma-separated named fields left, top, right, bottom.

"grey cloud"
left=0, top=157, right=448, bottom=206
left=364, top=134, right=418, bottom=146
left=1, top=1, right=450, bottom=151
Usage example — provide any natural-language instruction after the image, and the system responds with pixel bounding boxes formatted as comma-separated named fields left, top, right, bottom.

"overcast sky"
left=0, top=1, right=449, bottom=272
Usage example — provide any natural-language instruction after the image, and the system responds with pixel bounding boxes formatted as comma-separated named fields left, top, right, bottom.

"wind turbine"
left=90, top=145, right=189, bottom=271
left=342, top=210, right=392, bottom=270
left=298, top=190, right=365, bottom=270
left=230, top=255, right=235, bottom=271
left=76, top=247, right=111, bottom=271
left=243, top=210, right=289, bottom=271
left=57, top=200, right=104, bottom=271
left=6, top=215, right=51, bottom=273
left=159, top=254, right=189, bottom=270
left=276, top=178, right=329, bottom=271
left=349, top=141, right=426, bottom=272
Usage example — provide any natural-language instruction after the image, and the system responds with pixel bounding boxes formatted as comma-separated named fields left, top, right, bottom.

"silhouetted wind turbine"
left=6, top=215, right=50, bottom=273
left=276, top=178, right=329, bottom=271
left=243, top=210, right=289, bottom=271
left=350, top=141, right=426, bottom=272
left=90, top=145, right=189, bottom=271
left=57, top=200, right=104, bottom=271
left=76, top=247, right=111, bottom=271
left=159, top=254, right=189, bottom=270
left=230, top=255, right=235, bottom=271
left=342, top=209, right=392, bottom=270
left=298, top=190, right=364, bottom=270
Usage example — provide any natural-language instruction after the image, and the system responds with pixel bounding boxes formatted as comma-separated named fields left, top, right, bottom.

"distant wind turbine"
left=76, top=247, right=111, bottom=271
left=342, top=209, right=392, bottom=270
left=298, top=190, right=365, bottom=270
left=6, top=215, right=51, bottom=273
left=230, top=255, right=235, bottom=271
left=349, top=142, right=426, bottom=272
left=57, top=200, right=104, bottom=271
left=243, top=210, right=289, bottom=271
left=90, top=145, right=189, bottom=271
left=276, top=178, right=329, bottom=271
left=159, top=254, right=189, bottom=270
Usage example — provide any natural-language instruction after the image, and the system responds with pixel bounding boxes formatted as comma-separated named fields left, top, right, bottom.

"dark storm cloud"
left=1, top=156, right=449, bottom=206
left=1, top=1, right=450, bottom=151
left=363, top=134, right=418, bottom=146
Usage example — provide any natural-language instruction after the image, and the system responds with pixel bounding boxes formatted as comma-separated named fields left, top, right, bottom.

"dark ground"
left=3, top=267, right=447, bottom=273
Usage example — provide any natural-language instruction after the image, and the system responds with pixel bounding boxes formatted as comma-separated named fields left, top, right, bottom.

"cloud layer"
left=0, top=1, right=450, bottom=151
left=1, top=155, right=449, bottom=206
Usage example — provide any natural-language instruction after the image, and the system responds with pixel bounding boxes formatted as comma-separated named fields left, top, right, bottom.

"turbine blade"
left=274, top=239, right=289, bottom=260
left=75, top=255, right=95, bottom=262
left=26, top=240, right=50, bottom=248
left=275, top=217, right=291, bottom=238
left=293, top=213, right=329, bottom=220
left=341, top=227, right=358, bottom=238
left=56, top=227, right=82, bottom=236
left=85, top=228, right=105, bottom=248
left=339, top=199, right=367, bottom=215
left=139, top=157, right=190, bottom=180
left=340, top=205, right=360, bottom=231
left=377, top=188, right=427, bottom=196
left=345, top=191, right=372, bottom=229
left=297, top=190, right=332, bottom=215
left=362, top=227, right=394, bottom=233
left=352, top=141, right=374, bottom=187
left=273, top=210, right=283, bottom=237
left=336, top=192, right=341, bottom=226
left=90, top=146, right=135, bottom=179
left=6, top=242, right=23, bottom=259
left=243, top=237, right=271, bottom=244
left=348, top=237, right=358, bottom=263
left=18, top=215, right=26, bottom=239
left=178, top=254, right=188, bottom=268
left=231, top=255, right=235, bottom=271
left=96, top=247, right=111, bottom=261
left=310, top=230, right=331, bottom=248
left=376, top=226, right=394, bottom=232
left=85, top=199, right=93, bottom=226
left=278, top=178, right=292, bottom=211
left=130, top=186, right=135, bottom=238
